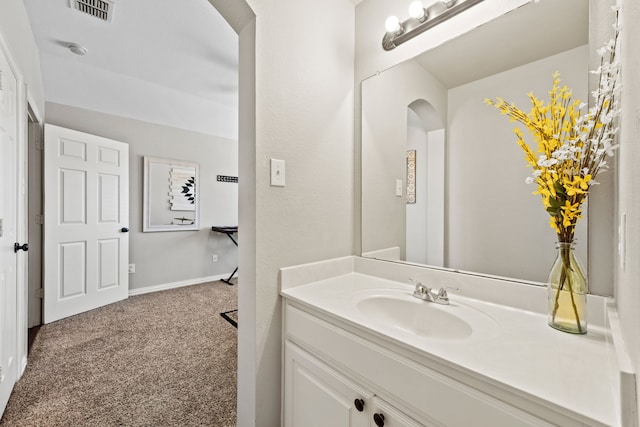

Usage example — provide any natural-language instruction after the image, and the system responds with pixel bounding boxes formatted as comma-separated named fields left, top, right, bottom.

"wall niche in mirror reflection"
left=143, top=156, right=200, bottom=232
left=405, top=103, right=445, bottom=267
left=361, top=0, right=589, bottom=284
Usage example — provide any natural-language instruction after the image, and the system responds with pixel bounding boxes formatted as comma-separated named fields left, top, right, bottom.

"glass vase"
left=547, top=242, right=587, bottom=334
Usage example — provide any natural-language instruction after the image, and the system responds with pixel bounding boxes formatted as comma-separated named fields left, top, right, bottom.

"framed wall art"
left=143, top=156, right=200, bottom=232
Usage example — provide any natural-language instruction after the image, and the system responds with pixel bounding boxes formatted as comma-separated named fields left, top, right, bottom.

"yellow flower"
left=561, top=200, right=581, bottom=227
left=566, top=175, right=591, bottom=196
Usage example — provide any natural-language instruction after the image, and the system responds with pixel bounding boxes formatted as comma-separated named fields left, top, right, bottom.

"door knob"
left=121, top=227, right=129, bottom=233
left=14, top=243, right=29, bottom=253
left=373, top=413, right=385, bottom=427
left=354, top=398, right=365, bottom=412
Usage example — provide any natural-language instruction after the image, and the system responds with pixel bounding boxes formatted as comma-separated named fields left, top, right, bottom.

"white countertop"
left=281, top=272, right=618, bottom=427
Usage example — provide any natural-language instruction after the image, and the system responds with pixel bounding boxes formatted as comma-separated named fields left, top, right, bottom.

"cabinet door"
left=284, top=341, right=371, bottom=427
left=370, top=396, right=437, bottom=427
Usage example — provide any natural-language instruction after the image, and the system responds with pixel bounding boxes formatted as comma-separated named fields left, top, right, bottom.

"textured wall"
left=447, top=46, right=588, bottom=283
left=218, top=0, right=356, bottom=425
left=616, top=0, right=640, bottom=421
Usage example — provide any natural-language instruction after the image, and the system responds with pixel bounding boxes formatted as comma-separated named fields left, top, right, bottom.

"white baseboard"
left=128, top=273, right=234, bottom=296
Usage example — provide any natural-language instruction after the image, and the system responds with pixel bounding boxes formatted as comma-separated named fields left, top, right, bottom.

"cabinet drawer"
left=285, top=303, right=561, bottom=427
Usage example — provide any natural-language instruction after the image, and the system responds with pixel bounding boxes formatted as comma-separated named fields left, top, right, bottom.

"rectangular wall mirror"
left=143, top=156, right=200, bottom=232
left=361, top=0, right=594, bottom=285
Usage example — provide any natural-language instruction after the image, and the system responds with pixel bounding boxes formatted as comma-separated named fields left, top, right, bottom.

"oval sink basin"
left=355, top=291, right=497, bottom=341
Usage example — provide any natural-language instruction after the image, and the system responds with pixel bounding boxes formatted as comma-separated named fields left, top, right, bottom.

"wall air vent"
left=70, top=0, right=115, bottom=22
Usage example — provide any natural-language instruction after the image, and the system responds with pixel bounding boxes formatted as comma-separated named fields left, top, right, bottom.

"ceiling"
left=415, top=0, right=588, bottom=89
left=24, top=0, right=239, bottom=136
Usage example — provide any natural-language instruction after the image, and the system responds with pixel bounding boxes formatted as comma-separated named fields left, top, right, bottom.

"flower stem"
left=551, top=244, right=584, bottom=334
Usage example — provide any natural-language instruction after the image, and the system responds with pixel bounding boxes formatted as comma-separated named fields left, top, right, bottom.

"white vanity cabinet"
left=282, top=300, right=581, bottom=427
left=284, top=340, right=425, bottom=427
left=284, top=340, right=371, bottom=427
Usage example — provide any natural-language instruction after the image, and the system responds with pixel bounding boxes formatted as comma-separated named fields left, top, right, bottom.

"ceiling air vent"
left=70, top=0, right=115, bottom=22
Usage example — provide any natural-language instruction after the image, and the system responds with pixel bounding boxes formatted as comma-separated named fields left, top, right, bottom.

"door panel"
left=0, top=41, right=18, bottom=416
left=44, top=124, right=129, bottom=323
left=97, top=239, right=119, bottom=289
left=59, top=241, right=86, bottom=298
left=60, top=169, right=86, bottom=224
left=284, top=341, right=370, bottom=427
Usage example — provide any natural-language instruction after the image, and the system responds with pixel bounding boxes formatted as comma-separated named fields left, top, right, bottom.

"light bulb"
left=408, top=1, right=426, bottom=20
left=385, top=15, right=401, bottom=33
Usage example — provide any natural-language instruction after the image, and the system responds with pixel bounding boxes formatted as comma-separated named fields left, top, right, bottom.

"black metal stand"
left=220, top=309, right=238, bottom=328
left=211, top=226, right=238, bottom=285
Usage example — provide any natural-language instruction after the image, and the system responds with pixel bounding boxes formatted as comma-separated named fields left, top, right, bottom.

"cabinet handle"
left=354, top=398, right=365, bottom=412
left=373, top=413, right=385, bottom=426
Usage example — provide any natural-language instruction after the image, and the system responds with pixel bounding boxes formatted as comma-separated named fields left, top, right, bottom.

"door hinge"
left=35, top=140, right=44, bottom=151
left=35, top=214, right=44, bottom=225
left=36, top=288, right=44, bottom=299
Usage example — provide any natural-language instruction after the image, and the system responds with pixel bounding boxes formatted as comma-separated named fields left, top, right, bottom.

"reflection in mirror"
left=361, top=0, right=589, bottom=284
left=406, top=101, right=444, bottom=266
left=143, top=156, right=200, bottom=232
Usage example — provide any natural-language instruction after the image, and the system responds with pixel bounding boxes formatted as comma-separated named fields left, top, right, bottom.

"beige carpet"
left=0, top=281, right=238, bottom=427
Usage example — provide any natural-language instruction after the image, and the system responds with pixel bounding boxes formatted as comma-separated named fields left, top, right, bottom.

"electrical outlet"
left=128, top=264, right=135, bottom=273
left=212, top=254, right=218, bottom=263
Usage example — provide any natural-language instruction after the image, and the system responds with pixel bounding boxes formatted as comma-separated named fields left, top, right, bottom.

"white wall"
left=230, top=1, right=355, bottom=425
left=426, top=129, right=445, bottom=266
left=447, top=45, right=589, bottom=284
left=0, top=0, right=44, bottom=115
left=407, top=112, right=428, bottom=263
left=362, top=59, right=447, bottom=259
left=45, top=102, right=239, bottom=291
left=406, top=115, right=445, bottom=266
left=616, top=0, right=640, bottom=421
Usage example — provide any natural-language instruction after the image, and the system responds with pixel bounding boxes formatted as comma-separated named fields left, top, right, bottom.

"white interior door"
left=44, top=124, right=129, bottom=324
left=0, top=42, right=19, bottom=416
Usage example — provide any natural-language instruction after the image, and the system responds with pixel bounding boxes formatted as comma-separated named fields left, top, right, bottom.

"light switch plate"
left=396, top=179, right=403, bottom=197
left=271, top=159, right=285, bottom=187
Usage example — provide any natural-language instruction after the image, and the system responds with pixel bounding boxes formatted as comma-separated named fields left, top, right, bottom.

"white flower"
left=525, top=177, right=534, bottom=184
left=538, top=157, right=558, bottom=167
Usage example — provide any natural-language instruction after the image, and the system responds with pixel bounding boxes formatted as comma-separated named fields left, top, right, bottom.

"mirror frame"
left=143, top=156, right=200, bottom=232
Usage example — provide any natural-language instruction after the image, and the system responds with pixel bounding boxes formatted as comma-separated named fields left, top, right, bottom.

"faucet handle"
left=436, top=287, right=449, bottom=301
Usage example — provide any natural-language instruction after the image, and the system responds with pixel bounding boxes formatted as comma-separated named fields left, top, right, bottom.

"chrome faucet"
left=410, top=279, right=453, bottom=305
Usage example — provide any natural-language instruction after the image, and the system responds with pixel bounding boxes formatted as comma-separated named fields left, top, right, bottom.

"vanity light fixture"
left=383, top=0, right=484, bottom=51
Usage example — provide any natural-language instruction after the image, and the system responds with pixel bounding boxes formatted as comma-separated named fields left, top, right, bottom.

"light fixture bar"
left=383, top=0, right=484, bottom=51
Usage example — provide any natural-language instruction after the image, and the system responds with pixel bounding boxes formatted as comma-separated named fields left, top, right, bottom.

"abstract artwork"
left=169, top=167, right=196, bottom=211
